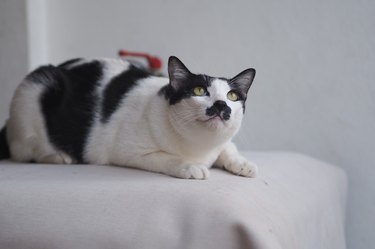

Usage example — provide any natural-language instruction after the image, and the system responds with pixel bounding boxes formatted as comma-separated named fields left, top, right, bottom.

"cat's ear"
left=229, top=68, right=256, bottom=94
left=168, top=56, right=191, bottom=89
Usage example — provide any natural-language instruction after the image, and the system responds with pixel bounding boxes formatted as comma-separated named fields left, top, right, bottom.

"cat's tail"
left=0, top=125, right=10, bottom=160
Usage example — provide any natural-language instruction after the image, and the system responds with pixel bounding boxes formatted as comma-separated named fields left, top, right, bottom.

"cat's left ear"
left=168, top=56, right=191, bottom=90
left=229, top=68, right=256, bottom=94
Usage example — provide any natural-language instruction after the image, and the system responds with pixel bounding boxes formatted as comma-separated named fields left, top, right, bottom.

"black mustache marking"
left=206, top=100, right=231, bottom=121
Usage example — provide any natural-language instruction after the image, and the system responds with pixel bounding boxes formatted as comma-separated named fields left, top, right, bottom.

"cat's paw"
left=38, top=152, right=73, bottom=164
left=175, top=164, right=210, bottom=180
left=223, top=157, right=258, bottom=178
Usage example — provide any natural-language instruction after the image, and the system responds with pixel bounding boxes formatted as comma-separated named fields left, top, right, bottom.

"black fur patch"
left=0, top=126, right=10, bottom=159
left=159, top=74, right=214, bottom=105
left=101, top=65, right=151, bottom=123
left=224, top=81, right=247, bottom=112
left=206, top=100, right=232, bottom=120
left=57, top=58, right=83, bottom=68
left=26, top=65, right=62, bottom=85
left=228, top=68, right=256, bottom=113
left=34, top=61, right=103, bottom=163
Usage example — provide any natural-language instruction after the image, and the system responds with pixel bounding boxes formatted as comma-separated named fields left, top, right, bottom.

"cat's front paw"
left=223, top=157, right=258, bottom=178
left=175, top=164, right=210, bottom=180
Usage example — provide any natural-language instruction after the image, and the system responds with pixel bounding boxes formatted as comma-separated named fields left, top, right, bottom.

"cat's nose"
left=213, top=100, right=228, bottom=112
left=206, top=100, right=232, bottom=120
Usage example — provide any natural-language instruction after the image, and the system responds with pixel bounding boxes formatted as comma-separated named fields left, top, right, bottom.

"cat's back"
left=6, top=58, right=161, bottom=163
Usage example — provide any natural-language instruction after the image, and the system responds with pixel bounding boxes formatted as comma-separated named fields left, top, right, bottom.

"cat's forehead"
left=207, top=78, right=231, bottom=92
left=191, top=74, right=214, bottom=87
left=193, top=74, right=229, bottom=88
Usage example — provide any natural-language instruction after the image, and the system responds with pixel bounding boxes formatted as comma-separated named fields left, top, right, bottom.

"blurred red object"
left=118, top=50, right=162, bottom=71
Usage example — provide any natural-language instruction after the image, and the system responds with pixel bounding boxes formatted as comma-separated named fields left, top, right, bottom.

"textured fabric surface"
left=0, top=151, right=347, bottom=249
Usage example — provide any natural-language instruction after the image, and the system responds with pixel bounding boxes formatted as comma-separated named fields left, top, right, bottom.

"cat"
left=0, top=56, right=258, bottom=179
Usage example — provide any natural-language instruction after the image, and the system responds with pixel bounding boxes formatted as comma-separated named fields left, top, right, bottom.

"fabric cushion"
left=0, top=151, right=347, bottom=249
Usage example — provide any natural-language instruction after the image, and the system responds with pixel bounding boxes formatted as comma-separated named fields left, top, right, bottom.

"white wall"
left=27, top=0, right=49, bottom=70
left=4, top=0, right=375, bottom=247
left=0, top=0, right=28, bottom=125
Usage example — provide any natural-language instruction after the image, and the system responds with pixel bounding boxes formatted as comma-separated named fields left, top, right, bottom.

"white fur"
left=7, top=59, right=258, bottom=179
left=6, top=80, right=70, bottom=163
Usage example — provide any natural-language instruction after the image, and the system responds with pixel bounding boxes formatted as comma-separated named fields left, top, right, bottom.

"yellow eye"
left=227, top=91, right=239, bottom=101
left=193, top=86, right=206, bottom=96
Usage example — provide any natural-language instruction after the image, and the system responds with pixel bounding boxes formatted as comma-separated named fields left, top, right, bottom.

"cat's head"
left=161, top=56, right=255, bottom=146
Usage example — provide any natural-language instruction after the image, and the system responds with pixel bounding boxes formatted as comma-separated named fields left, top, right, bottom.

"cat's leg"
left=215, top=142, right=258, bottom=177
left=7, top=80, right=73, bottom=165
left=9, top=135, right=73, bottom=164
left=8, top=123, right=73, bottom=164
left=118, top=152, right=210, bottom=180
left=12, top=135, right=73, bottom=164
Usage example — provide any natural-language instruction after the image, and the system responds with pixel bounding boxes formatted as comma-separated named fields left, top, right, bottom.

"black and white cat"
left=0, top=56, right=258, bottom=179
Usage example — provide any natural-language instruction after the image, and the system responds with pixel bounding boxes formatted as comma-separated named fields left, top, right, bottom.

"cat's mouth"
left=205, top=115, right=224, bottom=122
left=199, top=115, right=228, bottom=126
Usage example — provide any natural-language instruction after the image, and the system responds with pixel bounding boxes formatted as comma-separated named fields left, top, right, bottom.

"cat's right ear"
left=168, top=56, right=191, bottom=90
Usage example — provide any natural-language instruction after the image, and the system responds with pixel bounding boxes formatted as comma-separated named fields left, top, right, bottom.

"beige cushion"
left=0, top=151, right=347, bottom=249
